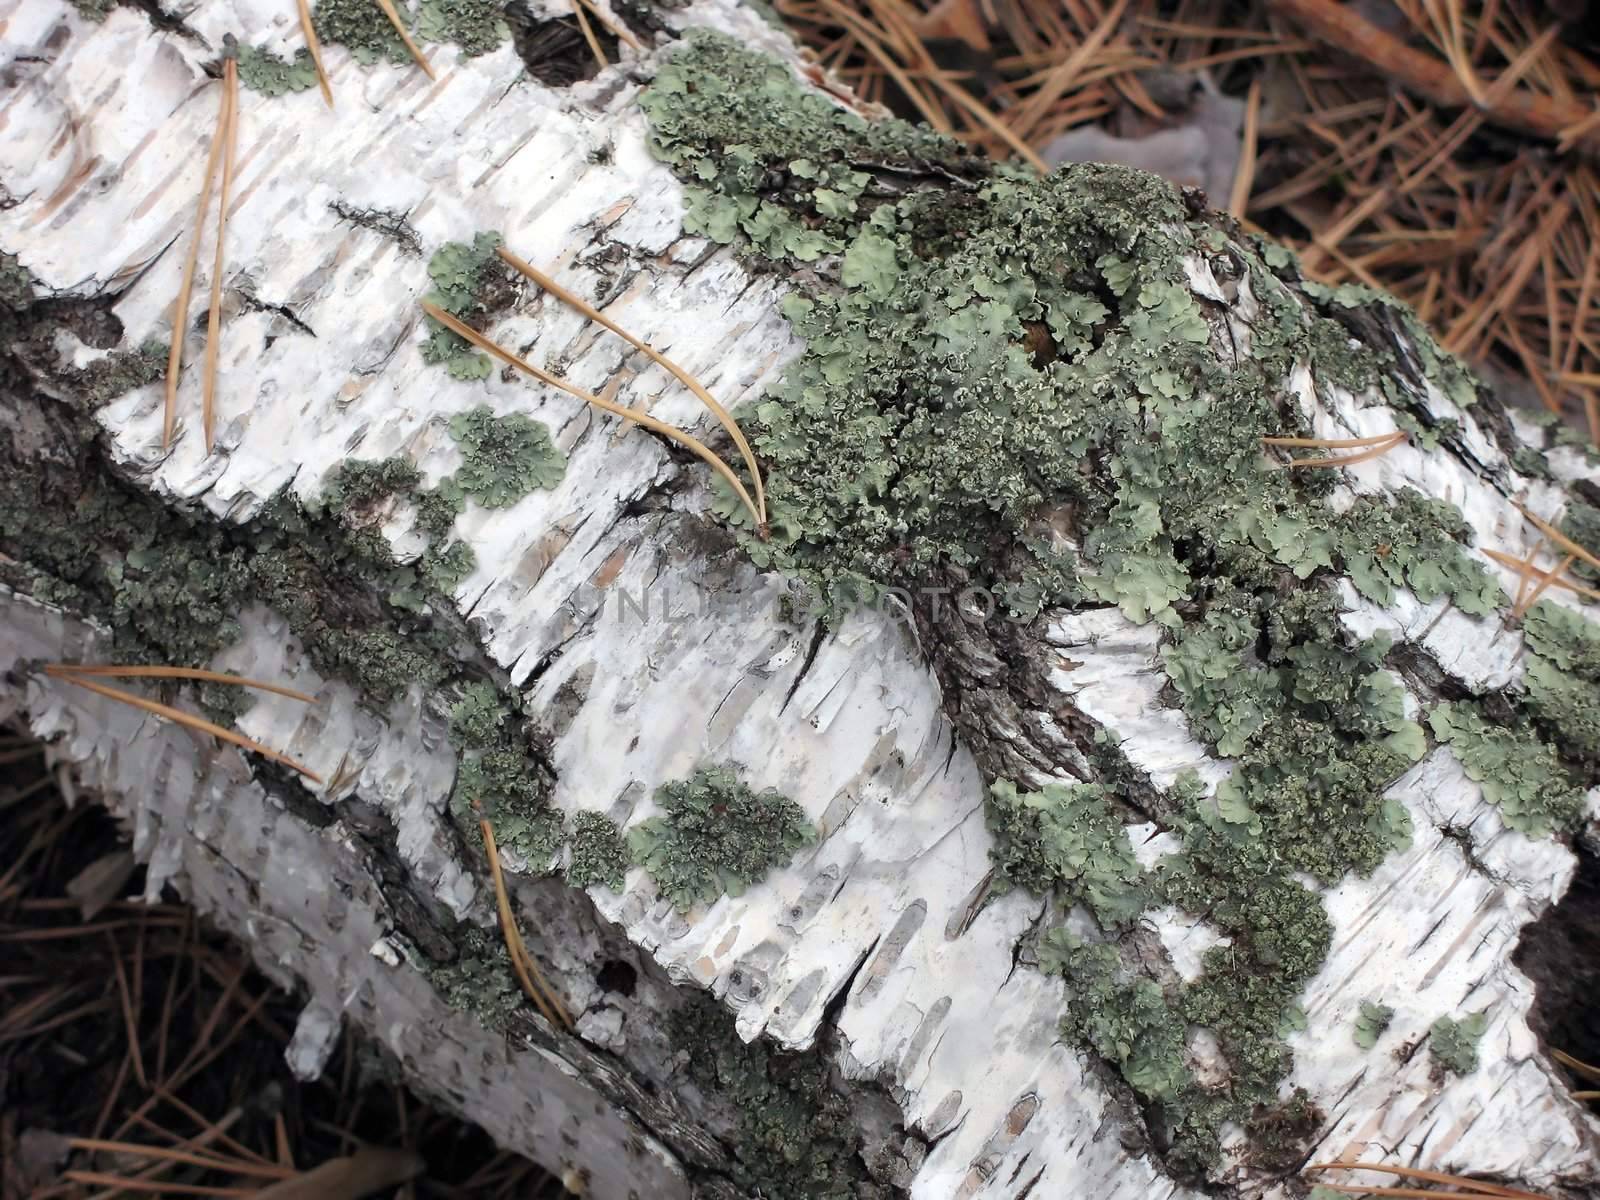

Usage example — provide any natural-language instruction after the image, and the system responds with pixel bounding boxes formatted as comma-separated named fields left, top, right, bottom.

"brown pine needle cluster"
left=419, top=300, right=766, bottom=532
left=1305, top=1161, right=1545, bottom=1200
left=479, top=818, right=573, bottom=1029
left=43, top=664, right=321, bottom=784
left=295, top=0, right=334, bottom=106
left=164, top=57, right=239, bottom=451
left=1493, top=500, right=1600, bottom=619
left=1262, top=429, right=1408, bottom=468
left=373, top=0, right=437, bottom=80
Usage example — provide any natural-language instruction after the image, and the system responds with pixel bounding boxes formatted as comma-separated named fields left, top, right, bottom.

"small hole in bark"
left=1513, top=839, right=1600, bottom=1096
left=596, top=958, right=636, bottom=996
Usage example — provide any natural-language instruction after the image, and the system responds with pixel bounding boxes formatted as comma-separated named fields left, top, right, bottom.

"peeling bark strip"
left=1, top=3, right=1599, bottom=1200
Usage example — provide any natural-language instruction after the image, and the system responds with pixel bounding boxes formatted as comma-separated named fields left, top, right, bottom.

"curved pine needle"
left=1310, top=1188, right=1529, bottom=1200
left=1306, top=1162, right=1540, bottom=1198
left=47, top=672, right=322, bottom=784
left=479, top=818, right=572, bottom=1029
left=202, top=57, right=239, bottom=453
left=496, top=245, right=767, bottom=526
left=1553, top=1047, right=1600, bottom=1082
left=46, top=664, right=316, bottom=705
left=1261, top=431, right=1407, bottom=449
left=164, top=72, right=233, bottom=448
left=294, top=0, right=334, bottom=107
left=1269, top=430, right=1407, bottom=468
left=1514, top=501, right=1600, bottom=577
left=372, top=0, right=437, bottom=81
left=419, top=301, right=765, bottom=532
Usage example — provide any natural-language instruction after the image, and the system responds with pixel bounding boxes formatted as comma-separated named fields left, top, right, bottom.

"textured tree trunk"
left=2, top=2, right=1599, bottom=1199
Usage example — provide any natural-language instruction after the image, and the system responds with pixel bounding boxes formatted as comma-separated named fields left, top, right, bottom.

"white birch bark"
left=2, top=1, right=1598, bottom=1196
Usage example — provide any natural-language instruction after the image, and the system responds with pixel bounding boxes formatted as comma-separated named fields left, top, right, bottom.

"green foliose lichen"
left=417, top=0, right=508, bottom=56
left=1521, top=599, right=1600, bottom=765
left=1334, top=490, right=1502, bottom=616
left=67, top=0, right=116, bottom=19
left=448, top=679, right=507, bottom=748
left=565, top=811, right=629, bottom=892
left=413, top=924, right=524, bottom=1026
left=1039, top=931, right=1189, bottom=1103
left=986, top=780, right=1147, bottom=927
left=668, top=995, right=873, bottom=1199
left=420, top=231, right=509, bottom=379
left=236, top=45, right=320, bottom=97
left=447, top=407, right=566, bottom=507
left=1429, top=1011, right=1488, bottom=1076
left=1353, top=1000, right=1394, bottom=1049
left=1428, top=701, right=1584, bottom=835
left=320, top=455, right=422, bottom=515
left=313, top=0, right=412, bottom=65
left=635, top=31, right=1559, bottom=1178
left=629, top=766, right=815, bottom=911
left=1561, top=499, right=1600, bottom=587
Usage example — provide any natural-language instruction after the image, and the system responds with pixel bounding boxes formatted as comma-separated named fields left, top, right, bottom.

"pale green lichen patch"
left=420, top=232, right=512, bottom=380
left=1353, top=1000, right=1394, bottom=1049
left=986, top=780, right=1146, bottom=927
left=1335, top=490, right=1501, bottom=615
left=313, top=0, right=411, bottom=65
left=1428, top=701, right=1584, bottom=835
left=315, top=455, right=477, bottom=611
left=413, top=925, right=524, bottom=1026
left=1562, top=499, right=1600, bottom=586
left=447, top=407, right=566, bottom=507
left=629, top=766, right=815, bottom=911
left=668, top=995, right=874, bottom=1199
left=236, top=45, right=320, bottom=96
left=67, top=0, right=116, bottom=18
left=565, top=811, right=629, bottom=892
left=1429, top=1011, right=1488, bottom=1076
left=1039, top=930, right=1188, bottom=1102
left=417, top=0, right=508, bottom=56
left=1521, top=599, right=1600, bottom=765
left=640, top=29, right=975, bottom=272
left=633, top=32, right=1577, bottom=1181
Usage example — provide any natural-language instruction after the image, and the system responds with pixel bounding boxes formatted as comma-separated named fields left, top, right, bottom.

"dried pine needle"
left=1483, top=548, right=1600, bottom=602
left=1514, top=500, right=1600, bottom=576
left=573, top=0, right=643, bottom=52
left=44, top=669, right=322, bottom=784
left=569, top=0, right=608, bottom=71
left=1553, top=1047, right=1600, bottom=1082
left=202, top=55, right=239, bottom=453
left=295, top=0, right=334, bottom=107
left=419, top=301, right=765, bottom=532
left=163, top=69, right=233, bottom=449
left=479, top=817, right=572, bottom=1029
left=1513, top=552, right=1577, bottom=619
left=496, top=245, right=767, bottom=526
left=372, top=0, right=437, bottom=80
left=46, top=664, right=317, bottom=704
left=65, top=1138, right=295, bottom=1181
left=1305, top=1161, right=1541, bottom=1198
left=1262, top=429, right=1407, bottom=468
